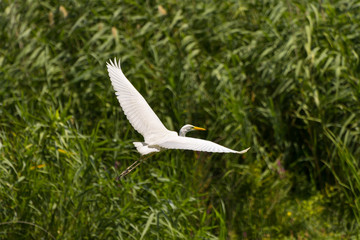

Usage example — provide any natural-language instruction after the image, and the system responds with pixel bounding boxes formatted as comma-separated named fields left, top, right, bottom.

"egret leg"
left=119, top=152, right=156, bottom=178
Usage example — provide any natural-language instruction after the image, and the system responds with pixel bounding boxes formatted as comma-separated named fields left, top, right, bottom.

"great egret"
left=107, top=58, right=250, bottom=156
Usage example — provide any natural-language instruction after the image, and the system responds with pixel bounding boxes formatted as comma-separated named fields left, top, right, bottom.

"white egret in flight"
left=107, top=58, right=250, bottom=156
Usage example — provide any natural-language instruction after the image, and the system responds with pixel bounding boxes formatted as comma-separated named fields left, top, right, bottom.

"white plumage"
left=107, top=58, right=250, bottom=155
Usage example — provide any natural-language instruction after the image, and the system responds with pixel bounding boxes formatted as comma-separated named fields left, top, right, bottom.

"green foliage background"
left=1, top=0, right=360, bottom=239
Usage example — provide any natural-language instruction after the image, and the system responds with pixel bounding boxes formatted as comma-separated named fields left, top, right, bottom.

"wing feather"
left=158, top=136, right=250, bottom=154
left=107, top=58, right=169, bottom=141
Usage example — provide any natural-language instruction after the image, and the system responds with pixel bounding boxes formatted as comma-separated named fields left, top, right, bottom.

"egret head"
left=179, top=124, right=206, bottom=137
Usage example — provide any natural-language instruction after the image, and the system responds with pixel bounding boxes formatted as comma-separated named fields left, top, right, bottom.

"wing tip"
left=107, top=57, right=121, bottom=69
left=237, top=147, right=250, bottom=154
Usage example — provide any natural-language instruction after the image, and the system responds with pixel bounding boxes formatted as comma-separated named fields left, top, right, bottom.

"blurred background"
left=1, top=0, right=360, bottom=239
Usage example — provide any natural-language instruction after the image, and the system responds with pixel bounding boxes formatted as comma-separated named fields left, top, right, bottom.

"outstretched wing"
left=107, top=58, right=169, bottom=141
left=158, top=136, right=250, bottom=154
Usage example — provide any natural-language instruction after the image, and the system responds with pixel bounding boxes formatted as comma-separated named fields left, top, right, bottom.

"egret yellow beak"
left=193, top=126, right=206, bottom=131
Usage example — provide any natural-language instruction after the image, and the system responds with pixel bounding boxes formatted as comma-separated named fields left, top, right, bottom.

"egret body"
left=107, top=59, right=250, bottom=156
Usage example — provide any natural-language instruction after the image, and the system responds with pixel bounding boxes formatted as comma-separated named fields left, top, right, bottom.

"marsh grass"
left=1, top=0, right=360, bottom=239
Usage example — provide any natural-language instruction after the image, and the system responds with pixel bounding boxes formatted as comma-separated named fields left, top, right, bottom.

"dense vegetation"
left=1, top=0, right=359, bottom=239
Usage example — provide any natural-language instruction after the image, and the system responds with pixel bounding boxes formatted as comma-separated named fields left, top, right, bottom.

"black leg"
left=119, top=152, right=156, bottom=178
